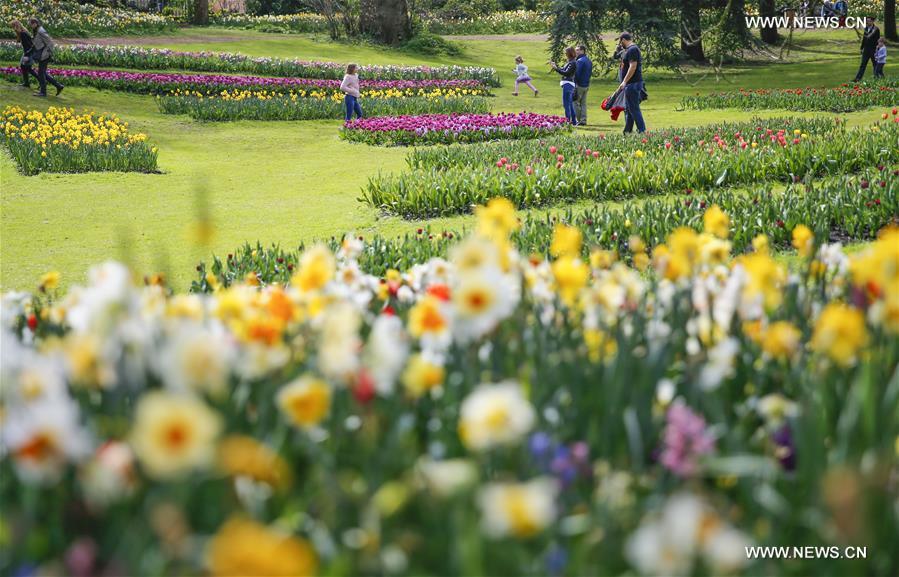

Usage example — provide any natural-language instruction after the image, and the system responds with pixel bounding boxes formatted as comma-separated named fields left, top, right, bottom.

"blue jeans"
left=623, top=81, right=645, bottom=133
left=561, top=83, right=576, bottom=124
left=344, top=94, right=363, bottom=121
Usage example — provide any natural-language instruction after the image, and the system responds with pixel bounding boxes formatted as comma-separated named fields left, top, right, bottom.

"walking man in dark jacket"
left=573, top=45, right=592, bottom=126
left=617, top=32, right=645, bottom=134
left=853, top=17, right=881, bottom=82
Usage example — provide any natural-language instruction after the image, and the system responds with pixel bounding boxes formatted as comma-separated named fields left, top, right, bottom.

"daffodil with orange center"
left=277, top=375, right=331, bottom=429
left=130, top=392, right=222, bottom=480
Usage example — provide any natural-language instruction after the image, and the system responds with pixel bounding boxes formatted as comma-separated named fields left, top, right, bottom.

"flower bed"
left=197, top=168, right=898, bottom=286
left=208, top=9, right=548, bottom=36
left=0, top=42, right=501, bottom=85
left=421, top=9, right=550, bottom=34
left=210, top=11, right=329, bottom=33
left=1, top=105, right=158, bottom=175
left=0, top=66, right=490, bottom=97
left=681, top=85, right=899, bottom=112
left=364, top=115, right=899, bottom=218
left=0, top=0, right=173, bottom=38
left=157, top=89, right=491, bottom=121
left=340, top=112, right=572, bottom=146
left=3, top=199, right=898, bottom=576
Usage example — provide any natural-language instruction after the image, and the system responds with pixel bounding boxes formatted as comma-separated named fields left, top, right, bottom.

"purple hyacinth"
left=529, top=432, right=591, bottom=487
left=545, top=545, right=568, bottom=576
left=659, top=401, right=716, bottom=478
left=529, top=432, right=553, bottom=461
left=772, top=424, right=796, bottom=472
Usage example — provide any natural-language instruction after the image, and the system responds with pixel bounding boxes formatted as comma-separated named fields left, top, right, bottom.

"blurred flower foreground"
left=2, top=199, right=898, bottom=576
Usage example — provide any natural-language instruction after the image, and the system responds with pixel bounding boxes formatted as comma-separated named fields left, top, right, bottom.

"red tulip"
left=353, top=370, right=376, bottom=404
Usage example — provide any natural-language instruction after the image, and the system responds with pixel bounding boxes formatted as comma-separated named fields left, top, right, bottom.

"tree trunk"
left=360, top=0, right=410, bottom=45
left=194, top=0, right=209, bottom=25
left=680, top=0, right=706, bottom=61
left=886, top=0, right=898, bottom=42
left=759, top=0, right=780, bottom=44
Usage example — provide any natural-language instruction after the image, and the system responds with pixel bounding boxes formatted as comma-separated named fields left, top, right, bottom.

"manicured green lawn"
left=0, top=27, right=889, bottom=291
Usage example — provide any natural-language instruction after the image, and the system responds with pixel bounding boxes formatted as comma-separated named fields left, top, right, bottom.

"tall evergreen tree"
left=547, top=0, right=612, bottom=63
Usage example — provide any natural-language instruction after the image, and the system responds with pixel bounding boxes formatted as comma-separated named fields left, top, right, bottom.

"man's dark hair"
left=576, top=45, right=587, bottom=53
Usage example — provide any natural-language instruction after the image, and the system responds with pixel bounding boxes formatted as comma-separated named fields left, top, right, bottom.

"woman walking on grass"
left=512, top=55, right=538, bottom=97
left=28, top=17, right=63, bottom=97
left=10, top=20, right=39, bottom=89
left=548, top=47, right=578, bottom=125
left=340, top=63, right=363, bottom=122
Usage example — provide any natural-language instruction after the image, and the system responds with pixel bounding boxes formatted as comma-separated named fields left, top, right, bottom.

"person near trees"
left=340, top=63, right=364, bottom=122
left=28, top=17, right=63, bottom=97
left=548, top=46, right=578, bottom=125
left=853, top=17, right=881, bottom=82
left=617, top=32, right=646, bottom=134
left=10, top=20, right=39, bottom=88
left=573, top=45, right=593, bottom=126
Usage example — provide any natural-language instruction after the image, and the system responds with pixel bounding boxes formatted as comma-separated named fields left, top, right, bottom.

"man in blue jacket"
left=573, top=45, right=592, bottom=126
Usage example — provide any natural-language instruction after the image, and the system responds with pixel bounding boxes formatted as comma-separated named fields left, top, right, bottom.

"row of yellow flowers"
left=1, top=105, right=158, bottom=175
left=157, top=88, right=491, bottom=121
left=165, top=86, right=485, bottom=102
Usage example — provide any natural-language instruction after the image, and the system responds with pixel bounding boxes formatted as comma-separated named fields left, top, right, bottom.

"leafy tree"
left=246, top=0, right=306, bottom=15
left=547, top=0, right=612, bottom=64
left=547, top=0, right=680, bottom=69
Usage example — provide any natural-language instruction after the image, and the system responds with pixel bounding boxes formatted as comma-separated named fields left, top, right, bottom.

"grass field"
left=0, top=27, right=889, bottom=291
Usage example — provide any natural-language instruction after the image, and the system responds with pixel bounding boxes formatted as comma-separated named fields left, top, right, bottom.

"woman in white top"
left=512, top=55, right=538, bottom=97
left=340, top=63, right=363, bottom=122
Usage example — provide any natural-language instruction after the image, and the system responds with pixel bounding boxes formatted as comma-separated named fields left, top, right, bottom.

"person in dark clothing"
left=573, top=45, right=593, bottom=126
left=28, top=17, right=63, bottom=97
left=853, top=17, right=880, bottom=82
left=617, top=32, right=645, bottom=134
left=10, top=20, right=39, bottom=88
left=613, top=40, right=629, bottom=126
left=548, top=47, right=578, bottom=125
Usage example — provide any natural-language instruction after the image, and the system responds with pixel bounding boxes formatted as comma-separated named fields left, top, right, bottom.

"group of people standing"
left=546, top=45, right=593, bottom=126
left=538, top=32, right=645, bottom=133
left=10, top=18, right=64, bottom=97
